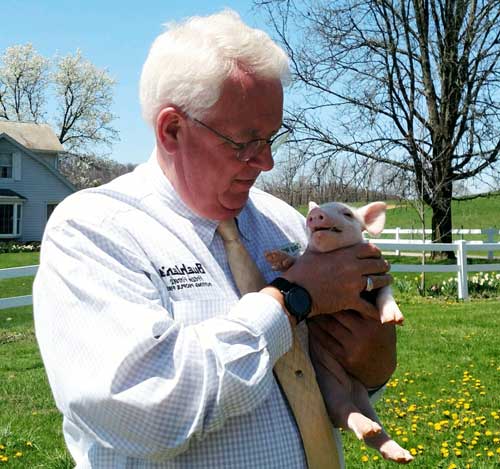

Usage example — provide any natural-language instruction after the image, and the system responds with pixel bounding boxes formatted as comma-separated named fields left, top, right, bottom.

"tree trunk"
left=430, top=182, right=455, bottom=259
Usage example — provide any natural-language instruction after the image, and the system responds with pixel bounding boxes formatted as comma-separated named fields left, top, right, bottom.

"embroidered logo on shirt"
left=278, top=241, right=302, bottom=257
left=159, top=263, right=213, bottom=291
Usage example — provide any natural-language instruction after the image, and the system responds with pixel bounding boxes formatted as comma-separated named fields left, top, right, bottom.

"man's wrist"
left=260, top=286, right=297, bottom=327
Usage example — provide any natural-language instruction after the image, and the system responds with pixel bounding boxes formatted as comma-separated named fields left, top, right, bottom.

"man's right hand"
left=282, top=242, right=391, bottom=320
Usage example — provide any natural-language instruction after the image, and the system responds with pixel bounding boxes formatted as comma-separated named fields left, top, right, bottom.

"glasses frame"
left=188, top=115, right=291, bottom=162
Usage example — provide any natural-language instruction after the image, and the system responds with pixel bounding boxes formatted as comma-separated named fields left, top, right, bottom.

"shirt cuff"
left=229, top=292, right=293, bottom=367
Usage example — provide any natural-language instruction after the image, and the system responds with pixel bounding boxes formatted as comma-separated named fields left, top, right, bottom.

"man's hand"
left=283, top=242, right=391, bottom=319
left=308, top=311, right=397, bottom=388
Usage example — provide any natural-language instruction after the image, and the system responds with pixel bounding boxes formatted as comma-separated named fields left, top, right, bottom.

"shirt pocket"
left=170, top=297, right=235, bottom=326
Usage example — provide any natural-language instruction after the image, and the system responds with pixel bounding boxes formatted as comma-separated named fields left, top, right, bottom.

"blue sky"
left=1, top=0, right=270, bottom=164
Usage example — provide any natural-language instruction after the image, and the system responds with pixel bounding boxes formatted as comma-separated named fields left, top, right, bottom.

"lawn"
left=1, top=252, right=499, bottom=467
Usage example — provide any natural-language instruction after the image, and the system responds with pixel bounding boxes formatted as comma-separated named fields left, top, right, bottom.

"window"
left=0, top=153, right=13, bottom=179
left=0, top=203, right=22, bottom=236
left=47, top=203, right=58, bottom=221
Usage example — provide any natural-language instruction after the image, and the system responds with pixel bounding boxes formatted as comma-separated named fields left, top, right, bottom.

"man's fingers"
left=360, top=258, right=390, bottom=276
left=355, top=242, right=382, bottom=259
left=351, top=298, right=380, bottom=321
left=364, top=274, right=393, bottom=291
left=308, top=319, right=345, bottom=357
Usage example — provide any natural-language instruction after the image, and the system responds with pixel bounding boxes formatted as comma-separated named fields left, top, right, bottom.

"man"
left=33, top=10, right=395, bottom=468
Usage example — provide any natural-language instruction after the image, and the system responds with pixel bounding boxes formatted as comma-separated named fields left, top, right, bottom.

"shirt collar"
left=146, top=148, right=219, bottom=246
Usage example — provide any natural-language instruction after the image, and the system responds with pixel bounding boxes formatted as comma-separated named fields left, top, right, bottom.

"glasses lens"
left=237, top=141, right=266, bottom=162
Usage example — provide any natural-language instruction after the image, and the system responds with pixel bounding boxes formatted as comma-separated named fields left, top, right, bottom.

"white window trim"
left=0, top=199, right=23, bottom=238
left=0, top=152, right=14, bottom=181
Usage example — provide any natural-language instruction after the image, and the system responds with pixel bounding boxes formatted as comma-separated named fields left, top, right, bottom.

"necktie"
left=217, top=219, right=341, bottom=469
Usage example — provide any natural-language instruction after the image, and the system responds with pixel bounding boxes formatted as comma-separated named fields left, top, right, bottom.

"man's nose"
left=247, top=145, right=274, bottom=171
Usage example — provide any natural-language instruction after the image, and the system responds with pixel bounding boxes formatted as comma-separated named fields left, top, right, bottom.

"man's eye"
left=344, top=212, right=353, bottom=218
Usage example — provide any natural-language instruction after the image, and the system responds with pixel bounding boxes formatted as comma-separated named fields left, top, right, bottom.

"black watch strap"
left=269, top=277, right=312, bottom=323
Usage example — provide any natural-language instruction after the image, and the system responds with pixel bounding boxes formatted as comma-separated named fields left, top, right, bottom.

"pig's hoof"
left=380, top=308, right=405, bottom=325
left=379, top=440, right=414, bottom=464
left=348, top=414, right=382, bottom=440
left=264, top=250, right=293, bottom=271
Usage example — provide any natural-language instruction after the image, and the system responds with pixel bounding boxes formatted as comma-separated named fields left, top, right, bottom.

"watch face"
left=287, top=287, right=312, bottom=319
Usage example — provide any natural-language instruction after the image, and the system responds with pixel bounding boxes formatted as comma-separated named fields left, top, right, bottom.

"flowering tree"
left=0, top=44, right=118, bottom=159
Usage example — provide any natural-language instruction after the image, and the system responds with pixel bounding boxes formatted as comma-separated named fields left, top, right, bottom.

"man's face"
left=165, top=73, right=283, bottom=220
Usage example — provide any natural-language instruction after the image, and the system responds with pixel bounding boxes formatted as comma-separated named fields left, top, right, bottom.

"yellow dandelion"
left=361, top=455, right=369, bottom=462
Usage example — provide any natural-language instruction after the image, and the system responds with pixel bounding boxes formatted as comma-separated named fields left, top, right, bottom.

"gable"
left=0, top=133, right=75, bottom=192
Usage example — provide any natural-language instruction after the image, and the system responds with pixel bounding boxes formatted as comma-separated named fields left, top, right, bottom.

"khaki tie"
left=217, top=219, right=341, bottom=469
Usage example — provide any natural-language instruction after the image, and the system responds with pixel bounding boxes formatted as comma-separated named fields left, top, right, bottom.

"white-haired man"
left=34, top=10, right=396, bottom=468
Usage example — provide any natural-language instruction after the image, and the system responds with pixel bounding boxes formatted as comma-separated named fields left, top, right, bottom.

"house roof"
left=0, top=133, right=75, bottom=193
left=0, top=121, right=64, bottom=152
left=0, top=189, right=26, bottom=199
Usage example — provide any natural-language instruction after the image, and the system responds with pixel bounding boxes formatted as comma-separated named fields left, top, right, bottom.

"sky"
left=1, top=0, right=271, bottom=165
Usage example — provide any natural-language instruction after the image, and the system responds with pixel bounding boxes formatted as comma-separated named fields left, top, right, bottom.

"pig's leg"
left=350, top=380, right=413, bottom=464
left=264, top=250, right=296, bottom=271
left=310, top=346, right=382, bottom=440
left=376, top=286, right=404, bottom=324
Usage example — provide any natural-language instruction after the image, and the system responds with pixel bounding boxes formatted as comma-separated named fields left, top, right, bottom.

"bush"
left=0, top=241, right=40, bottom=254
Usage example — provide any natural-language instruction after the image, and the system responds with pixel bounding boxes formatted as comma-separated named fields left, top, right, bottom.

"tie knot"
left=217, top=219, right=240, bottom=242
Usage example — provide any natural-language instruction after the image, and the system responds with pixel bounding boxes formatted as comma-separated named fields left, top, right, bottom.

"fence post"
left=456, top=240, right=469, bottom=300
left=395, top=227, right=400, bottom=256
left=485, top=228, right=495, bottom=260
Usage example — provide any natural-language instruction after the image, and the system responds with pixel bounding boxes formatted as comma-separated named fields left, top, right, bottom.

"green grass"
left=343, top=298, right=500, bottom=468
left=1, top=254, right=499, bottom=468
left=0, top=253, right=39, bottom=300
left=0, top=253, right=39, bottom=269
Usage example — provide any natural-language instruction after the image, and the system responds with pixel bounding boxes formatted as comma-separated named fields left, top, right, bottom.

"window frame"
left=0, top=152, right=13, bottom=180
left=0, top=201, right=23, bottom=238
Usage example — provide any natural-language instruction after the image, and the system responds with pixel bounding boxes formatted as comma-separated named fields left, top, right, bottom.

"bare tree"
left=0, top=44, right=118, bottom=158
left=257, top=0, right=500, bottom=254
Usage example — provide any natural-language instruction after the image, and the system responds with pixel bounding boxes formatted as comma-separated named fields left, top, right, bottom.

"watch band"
left=269, top=277, right=312, bottom=323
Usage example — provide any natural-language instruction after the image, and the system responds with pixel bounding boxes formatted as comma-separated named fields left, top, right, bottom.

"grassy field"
left=1, top=251, right=500, bottom=467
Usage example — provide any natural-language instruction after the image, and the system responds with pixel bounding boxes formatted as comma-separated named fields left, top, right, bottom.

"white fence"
left=0, top=265, right=38, bottom=310
left=371, top=240, right=500, bottom=299
left=0, top=239, right=499, bottom=309
left=379, top=228, right=499, bottom=259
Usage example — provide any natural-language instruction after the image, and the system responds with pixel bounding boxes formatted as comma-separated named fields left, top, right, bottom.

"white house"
left=0, top=121, right=75, bottom=242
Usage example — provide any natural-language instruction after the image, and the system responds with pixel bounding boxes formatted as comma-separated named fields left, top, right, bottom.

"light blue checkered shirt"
left=34, top=151, right=349, bottom=468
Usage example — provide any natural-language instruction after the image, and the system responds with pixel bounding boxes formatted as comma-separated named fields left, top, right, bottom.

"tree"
left=0, top=44, right=49, bottom=122
left=0, top=44, right=118, bottom=157
left=59, top=153, right=136, bottom=190
left=257, top=0, right=500, bottom=253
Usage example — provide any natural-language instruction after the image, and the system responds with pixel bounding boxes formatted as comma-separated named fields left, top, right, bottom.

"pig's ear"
left=308, top=201, right=319, bottom=213
left=356, top=202, right=387, bottom=236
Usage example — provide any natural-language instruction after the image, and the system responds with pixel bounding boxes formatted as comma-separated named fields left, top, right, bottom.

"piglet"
left=265, top=201, right=413, bottom=464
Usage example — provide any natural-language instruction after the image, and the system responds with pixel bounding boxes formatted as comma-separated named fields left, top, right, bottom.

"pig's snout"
left=307, top=208, right=334, bottom=231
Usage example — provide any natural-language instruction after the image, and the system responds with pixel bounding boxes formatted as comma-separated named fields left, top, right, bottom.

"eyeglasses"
left=188, top=116, right=291, bottom=162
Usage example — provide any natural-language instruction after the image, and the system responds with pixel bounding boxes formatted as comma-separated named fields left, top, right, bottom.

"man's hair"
left=139, top=10, right=290, bottom=127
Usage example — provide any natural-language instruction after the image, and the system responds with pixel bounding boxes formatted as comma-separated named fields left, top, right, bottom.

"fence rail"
left=0, top=265, right=38, bottom=310
left=378, top=227, right=499, bottom=259
left=0, top=240, right=499, bottom=309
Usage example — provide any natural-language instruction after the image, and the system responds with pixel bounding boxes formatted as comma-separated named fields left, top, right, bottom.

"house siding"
left=0, top=139, right=74, bottom=241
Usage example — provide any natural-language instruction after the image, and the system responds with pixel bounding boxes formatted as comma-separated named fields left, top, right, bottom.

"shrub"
left=0, top=241, right=41, bottom=254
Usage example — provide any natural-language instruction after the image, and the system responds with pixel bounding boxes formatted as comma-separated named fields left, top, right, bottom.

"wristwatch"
left=269, top=277, right=312, bottom=323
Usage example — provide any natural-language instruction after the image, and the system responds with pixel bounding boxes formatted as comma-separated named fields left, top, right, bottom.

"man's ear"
left=356, top=202, right=387, bottom=236
left=156, top=107, right=183, bottom=153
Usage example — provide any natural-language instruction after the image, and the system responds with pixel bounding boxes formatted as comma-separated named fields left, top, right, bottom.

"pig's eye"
left=344, top=212, right=353, bottom=218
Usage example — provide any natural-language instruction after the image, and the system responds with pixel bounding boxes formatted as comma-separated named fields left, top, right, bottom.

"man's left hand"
left=308, top=311, right=397, bottom=389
